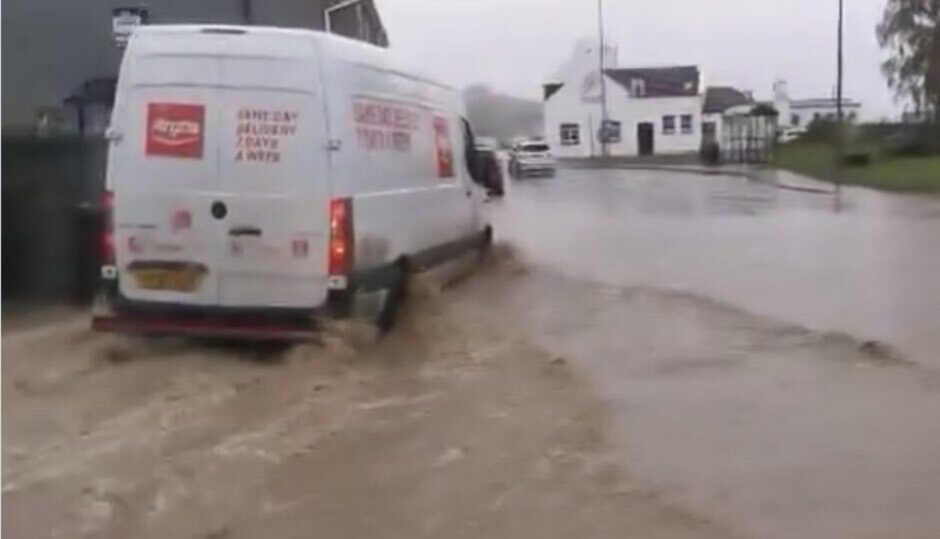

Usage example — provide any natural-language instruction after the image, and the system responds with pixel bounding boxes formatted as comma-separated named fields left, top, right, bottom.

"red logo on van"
left=146, top=103, right=204, bottom=158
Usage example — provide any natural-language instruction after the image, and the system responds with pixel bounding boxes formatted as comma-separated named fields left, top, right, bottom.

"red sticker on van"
left=433, top=115, right=454, bottom=178
left=146, top=103, right=204, bottom=158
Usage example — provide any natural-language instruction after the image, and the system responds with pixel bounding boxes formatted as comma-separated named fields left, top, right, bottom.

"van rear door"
left=110, top=56, right=223, bottom=307
left=215, top=55, right=330, bottom=308
left=110, top=30, right=329, bottom=310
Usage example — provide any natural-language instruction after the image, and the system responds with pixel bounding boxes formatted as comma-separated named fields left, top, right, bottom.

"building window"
left=791, top=113, right=801, bottom=126
left=813, top=112, right=822, bottom=122
left=662, top=115, right=676, bottom=135
left=560, top=123, right=580, bottom=146
left=680, top=114, right=693, bottom=134
left=630, top=78, right=646, bottom=97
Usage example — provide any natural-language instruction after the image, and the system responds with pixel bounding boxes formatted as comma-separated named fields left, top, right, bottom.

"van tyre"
left=479, top=226, right=494, bottom=261
left=376, top=261, right=409, bottom=334
left=328, top=289, right=354, bottom=318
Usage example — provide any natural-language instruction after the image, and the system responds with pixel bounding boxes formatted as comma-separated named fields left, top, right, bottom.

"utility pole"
left=597, top=0, right=609, bottom=157
left=835, top=0, right=844, bottom=189
left=241, top=0, right=252, bottom=24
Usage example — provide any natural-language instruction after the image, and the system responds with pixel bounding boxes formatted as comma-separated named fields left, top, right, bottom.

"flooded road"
left=493, top=168, right=940, bottom=365
left=6, top=166, right=940, bottom=538
left=463, top=167, right=940, bottom=538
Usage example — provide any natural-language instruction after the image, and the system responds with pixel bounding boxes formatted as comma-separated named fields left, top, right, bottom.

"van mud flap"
left=91, top=313, right=320, bottom=342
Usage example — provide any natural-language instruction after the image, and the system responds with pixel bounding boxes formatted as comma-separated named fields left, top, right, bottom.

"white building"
left=543, top=40, right=704, bottom=157
left=543, top=41, right=865, bottom=158
left=773, top=80, right=862, bottom=129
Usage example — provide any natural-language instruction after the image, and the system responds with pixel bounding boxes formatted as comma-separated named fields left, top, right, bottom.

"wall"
left=2, top=137, right=108, bottom=302
left=1, top=0, right=386, bottom=130
left=543, top=81, right=601, bottom=158
left=545, top=80, right=704, bottom=157
left=604, top=92, right=703, bottom=155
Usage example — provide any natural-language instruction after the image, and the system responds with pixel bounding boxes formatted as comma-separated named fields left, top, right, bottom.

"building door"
left=637, top=123, right=655, bottom=156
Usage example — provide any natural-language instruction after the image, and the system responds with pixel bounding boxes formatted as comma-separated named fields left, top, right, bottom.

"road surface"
left=470, top=166, right=940, bottom=538
left=4, top=166, right=940, bottom=538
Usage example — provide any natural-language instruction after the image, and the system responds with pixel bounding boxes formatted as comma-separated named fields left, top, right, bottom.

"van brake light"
left=328, top=198, right=354, bottom=276
left=101, top=191, right=115, bottom=265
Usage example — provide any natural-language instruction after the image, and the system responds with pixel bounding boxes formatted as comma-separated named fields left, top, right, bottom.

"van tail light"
left=101, top=191, right=115, bottom=265
left=328, top=197, right=354, bottom=276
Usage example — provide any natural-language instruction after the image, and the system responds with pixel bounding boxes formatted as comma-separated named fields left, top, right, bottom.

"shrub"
left=842, top=152, right=871, bottom=167
left=886, top=123, right=940, bottom=156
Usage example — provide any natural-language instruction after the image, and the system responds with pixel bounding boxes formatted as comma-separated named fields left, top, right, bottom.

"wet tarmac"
left=494, top=168, right=940, bottom=366
left=470, top=166, right=940, bottom=538
left=6, top=165, right=940, bottom=537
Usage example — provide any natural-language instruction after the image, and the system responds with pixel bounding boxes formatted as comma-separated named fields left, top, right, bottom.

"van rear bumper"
left=92, top=227, right=493, bottom=340
left=93, top=286, right=325, bottom=341
left=91, top=312, right=321, bottom=341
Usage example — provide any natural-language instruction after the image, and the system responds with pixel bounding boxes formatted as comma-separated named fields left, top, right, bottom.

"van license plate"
left=132, top=269, right=201, bottom=292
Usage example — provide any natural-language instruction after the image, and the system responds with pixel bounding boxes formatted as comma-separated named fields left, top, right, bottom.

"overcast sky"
left=375, top=0, right=899, bottom=120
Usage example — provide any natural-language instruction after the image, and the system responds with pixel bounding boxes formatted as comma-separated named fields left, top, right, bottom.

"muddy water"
left=493, top=168, right=940, bottom=366
left=458, top=269, right=940, bottom=538
left=2, top=271, right=737, bottom=539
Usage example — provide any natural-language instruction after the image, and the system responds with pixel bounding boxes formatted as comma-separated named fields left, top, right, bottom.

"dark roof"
left=703, top=86, right=752, bottom=114
left=604, top=66, right=699, bottom=97
left=543, top=82, right=564, bottom=101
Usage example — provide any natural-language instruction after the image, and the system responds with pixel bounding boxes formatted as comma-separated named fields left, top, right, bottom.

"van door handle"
left=229, top=226, right=262, bottom=237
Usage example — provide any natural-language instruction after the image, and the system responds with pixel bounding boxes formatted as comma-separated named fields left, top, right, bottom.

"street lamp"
left=597, top=0, right=609, bottom=157
left=325, top=0, right=363, bottom=34
left=835, top=0, right=844, bottom=189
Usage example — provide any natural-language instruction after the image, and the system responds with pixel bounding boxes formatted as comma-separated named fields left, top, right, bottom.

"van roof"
left=131, top=25, right=452, bottom=91
left=138, top=24, right=320, bottom=37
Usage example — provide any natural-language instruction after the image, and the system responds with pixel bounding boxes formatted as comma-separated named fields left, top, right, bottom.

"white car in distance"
left=509, top=140, right=556, bottom=178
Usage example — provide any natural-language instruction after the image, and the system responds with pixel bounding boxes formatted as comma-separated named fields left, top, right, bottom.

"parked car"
left=93, top=25, right=492, bottom=339
left=509, top=140, right=556, bottom=178
left=778, top=127, right=807, bottom=144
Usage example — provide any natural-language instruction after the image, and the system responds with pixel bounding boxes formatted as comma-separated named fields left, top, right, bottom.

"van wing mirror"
left=105, top=127, right=123, bottom=143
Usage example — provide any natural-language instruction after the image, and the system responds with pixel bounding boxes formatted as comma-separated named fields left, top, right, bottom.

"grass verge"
left=776, top=142, right=940, bottom=192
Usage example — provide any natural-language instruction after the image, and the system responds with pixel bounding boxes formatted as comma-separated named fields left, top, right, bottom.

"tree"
left=462, top=85, right=543, bottom=143
left=877, top=0, right=940, bottom=123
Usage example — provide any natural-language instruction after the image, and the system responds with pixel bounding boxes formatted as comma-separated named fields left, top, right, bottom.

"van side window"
left=461, top=117, right=486, bottom=186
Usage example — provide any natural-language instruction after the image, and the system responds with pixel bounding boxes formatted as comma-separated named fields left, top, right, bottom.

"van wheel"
left=376, top=261, right=409, bottom=334
left=479, top=226, right=494, bottom=261
left=328, top=290, right=354, bottom=318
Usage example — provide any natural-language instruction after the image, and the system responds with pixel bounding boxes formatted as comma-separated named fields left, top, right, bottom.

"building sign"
left=146, top=103, right=204, bottom=159
left=113, top=7, right=148, bottom=48
left=598, top=119, right=621, bottom=143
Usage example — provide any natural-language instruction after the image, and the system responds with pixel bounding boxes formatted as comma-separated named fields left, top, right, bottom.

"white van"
left=93, top=25, right=491, bottom=339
